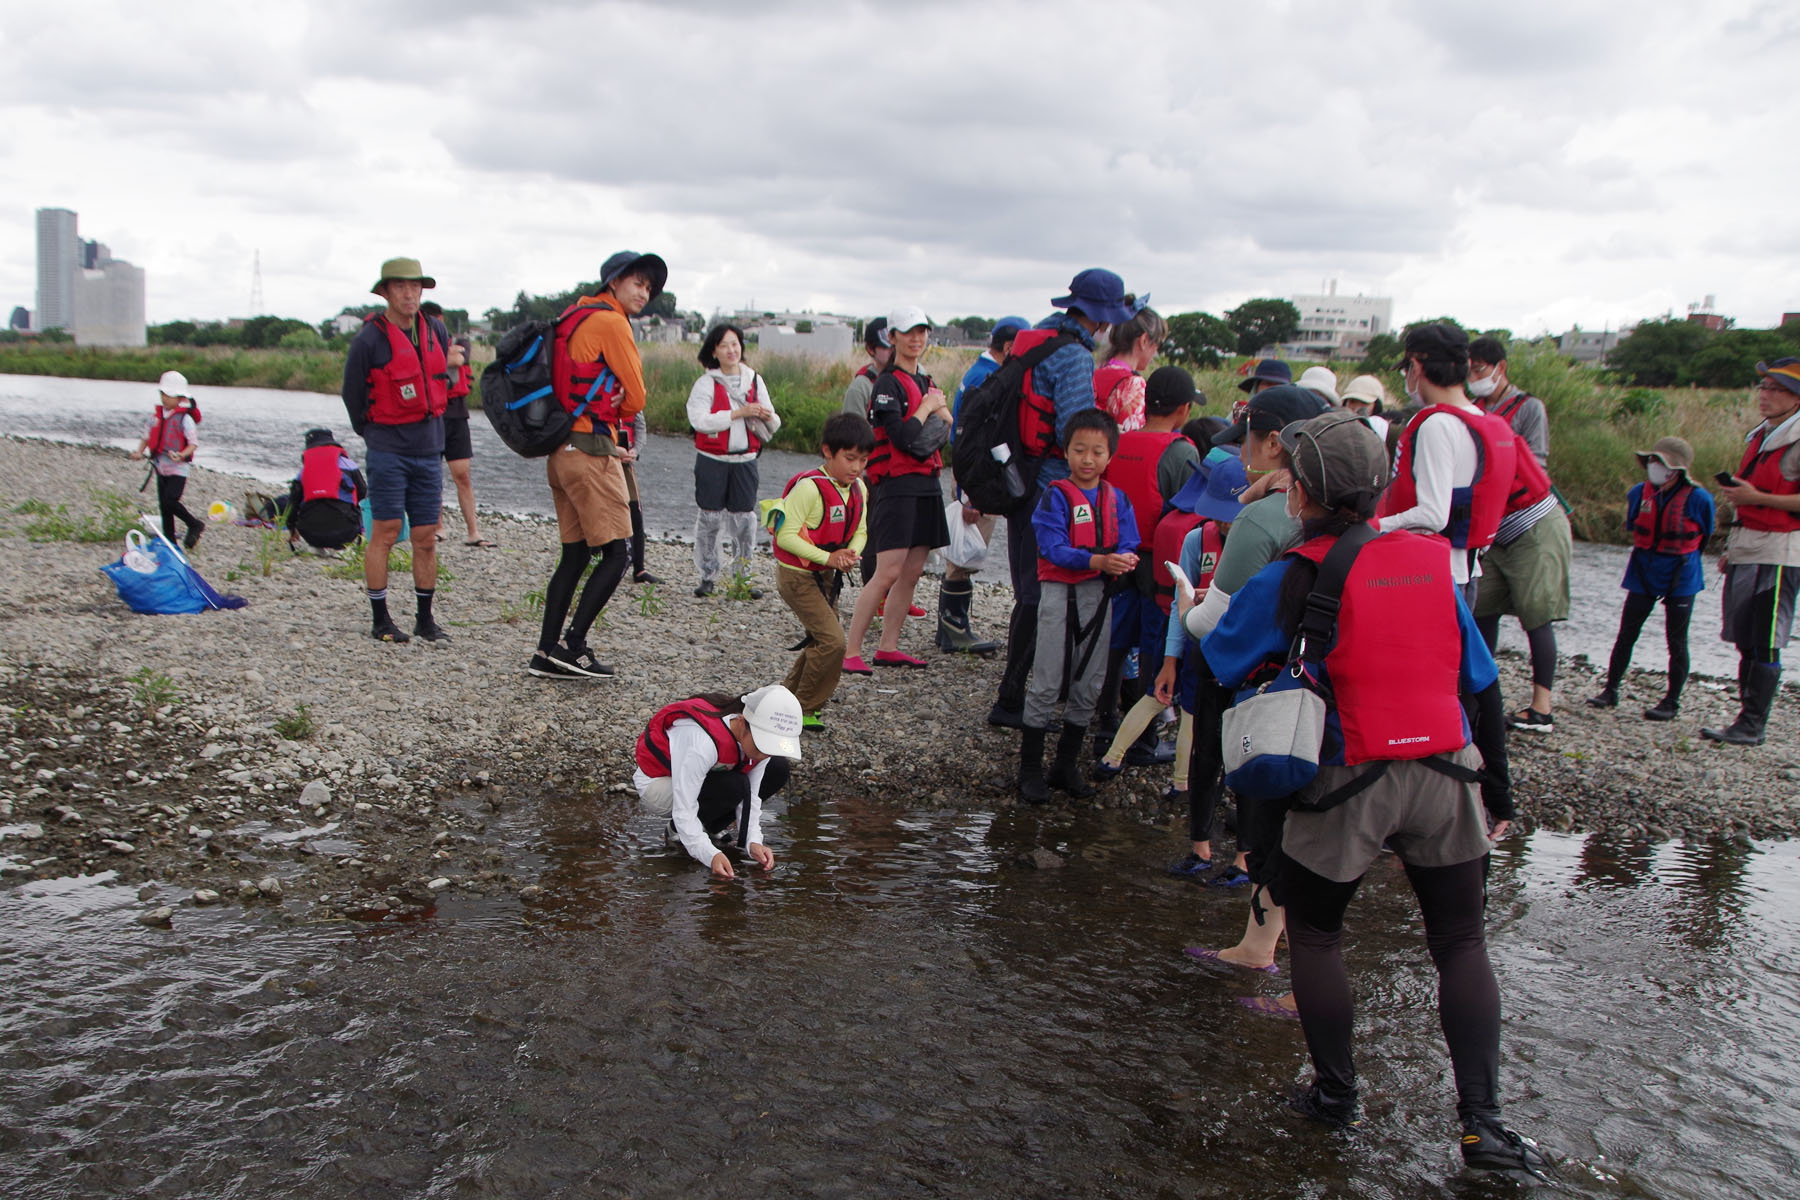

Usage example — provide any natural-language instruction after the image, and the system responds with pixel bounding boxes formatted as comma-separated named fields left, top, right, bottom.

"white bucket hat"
left=157, top=370, right=193, bottom=399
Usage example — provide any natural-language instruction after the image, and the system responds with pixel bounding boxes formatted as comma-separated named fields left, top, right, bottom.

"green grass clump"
left=274, top=703, right=317, bottom=741
left=21, top=488, right=140, bottom=543
left=128, top=666, right=179, bottom=708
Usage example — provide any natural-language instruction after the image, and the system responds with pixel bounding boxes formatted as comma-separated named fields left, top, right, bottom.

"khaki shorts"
left=1282, top=745, right=1493, bottom=883
left=547, top=445, right=632, bottom=546
left=1475, top=506, right=1571, bottom=628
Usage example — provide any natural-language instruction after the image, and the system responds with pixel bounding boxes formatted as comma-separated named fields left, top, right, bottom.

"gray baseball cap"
left=1279, top=410, right=1391, bottom=510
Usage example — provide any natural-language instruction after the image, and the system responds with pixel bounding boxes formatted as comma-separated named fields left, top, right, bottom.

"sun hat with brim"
left=598, top=250, right=668, bottom=299
left=370, top=257, right=436, bottom=294
left=157, top=369, right=193, bottom=399
left=1279, top=410, right=1391, bottom=510
left=1052, top=268, right=1144, bottom=326
left=1340, top=374, right=1388, bottom=412
left=1635, top=436, right=1695, bottom=474
left=1236, top=358, right=1293, bottom=393
left=1297, top=366, right=1340, bottom=404
left=1168, top=454, right=1252, bottom=523
left=888, top=305, right=933, bottom=333
left=1212, top=384, right=1331, bottom=447
left=1756, top=357, right=1800, bottom=396
left=741, top=684, right=803, bottom=761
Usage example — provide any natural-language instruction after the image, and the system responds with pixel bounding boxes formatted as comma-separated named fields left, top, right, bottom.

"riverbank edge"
left=2, top=437, right=1796, bottom=925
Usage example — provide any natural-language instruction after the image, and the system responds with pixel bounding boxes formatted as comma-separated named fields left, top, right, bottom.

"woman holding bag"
left=688, top=323, right=780, bottom=597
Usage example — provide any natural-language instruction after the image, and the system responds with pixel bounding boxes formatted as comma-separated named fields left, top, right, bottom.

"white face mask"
left=1467, top=375, right=1498, bottom=398
left=1285, top=485, right=1304, bottom=522
left=1647, top=462, right=1672, bottom=487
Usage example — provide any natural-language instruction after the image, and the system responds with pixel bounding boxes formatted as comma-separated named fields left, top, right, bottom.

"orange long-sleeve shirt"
left=565, top=293, right=646, bottom=433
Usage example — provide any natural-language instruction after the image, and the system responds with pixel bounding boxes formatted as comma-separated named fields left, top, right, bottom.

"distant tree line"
left=484, top=286, right=682, bottom=334
left=1603, top=318, right=1800, bottom=388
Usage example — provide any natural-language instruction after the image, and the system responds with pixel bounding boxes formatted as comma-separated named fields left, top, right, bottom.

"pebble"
left=101, top=839, right=135, bottom=854
left=427, top=877, right=452, bottom=891
left=1018, top=847, right=1066, bottom=870
left=136, top=907, right=175, bottom=927
left=192, top=889, right=221, bottom=906
left=257, top=876, right=282, bottom=898
left=299, top=780, right=331, bottom=809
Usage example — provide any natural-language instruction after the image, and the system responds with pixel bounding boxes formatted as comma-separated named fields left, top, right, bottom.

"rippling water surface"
left=2, top=788, right=1795, bottom=1199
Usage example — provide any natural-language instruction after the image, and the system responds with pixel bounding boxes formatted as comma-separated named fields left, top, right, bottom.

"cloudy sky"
left=2, top=0, right=1796, bottom=336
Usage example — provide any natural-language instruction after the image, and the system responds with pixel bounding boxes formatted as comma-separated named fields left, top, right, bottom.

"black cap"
left=1146, top=365, right=1198, bottom=414
left=303, top=428, right=339, bottom=450
left=598, top=250, right=668, bottom=299
left=1402, top=322, right=1469, bottom=364
left=1211, top=384, right=1331, bottom=447
left=863, top=316, right=890, bottom=351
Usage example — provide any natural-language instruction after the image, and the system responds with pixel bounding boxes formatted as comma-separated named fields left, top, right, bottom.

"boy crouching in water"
left=766, top=412, right=874, bottom=732
left=1019, top=408, right=1139, bottom=803
left=634, top=685, right=803, bottom=879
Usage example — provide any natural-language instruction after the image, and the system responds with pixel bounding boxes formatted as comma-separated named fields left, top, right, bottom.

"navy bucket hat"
left=599, top=250, right=668, bottom=299
left=1052, top=268, right=1145, bottom=326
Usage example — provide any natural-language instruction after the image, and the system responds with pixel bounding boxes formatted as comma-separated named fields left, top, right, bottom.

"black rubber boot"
left=935, top=578, right=999, bottom=655
left=1018, top=726, right=1050, bottom=804
left=1702, top=663, right=1781, bottom=745
left=989, top=603, right=1037, bottom=727
left=1047, top=722, right=1097, bottom=799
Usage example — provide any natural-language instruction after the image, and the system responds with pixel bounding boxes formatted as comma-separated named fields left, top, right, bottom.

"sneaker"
left=1289, top=1083, right=1361, bottom=1130
left=841, top=655, right=873, bottom=676
left=371, top=619, right=411, bottom=644
left=1585, top=688, right=1618, bottom=708
left=1209, top=865, right=1252, bottom=888
left=1166, top=852, right=1212, bottom=879
left=873, top=601, right=928, bottom=619
left=1507, top=707, right=1555, bottom=733
left=412, top=619, right=452, bottom=644
left=873, top=650, right=928, bottom=669
left=1460, top=1116, right=1550, bottom=1179
left=634, top=570, right=663, bottom=585
left=548, top=644, right=615, bottom=679
left=528, top=652, right=582, bottom=680
left=1091, top=759, right=1124, bottom=782
left=183, top=526, right=204, bottom=551
left=1643, top=696, right=1680, bottom=721
left=1164, top=786, right=1189, bottom=809
left=694, top=580, right=716, bottom=598
left=802, top=711, right=826, bottom=733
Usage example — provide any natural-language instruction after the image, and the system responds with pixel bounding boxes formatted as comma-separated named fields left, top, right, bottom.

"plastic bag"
left=120, top=530, right=158, bottom=574
left=942, top=499, right=988, bottom=570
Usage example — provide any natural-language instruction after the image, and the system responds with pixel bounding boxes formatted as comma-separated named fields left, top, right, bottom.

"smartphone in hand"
left=1714, top=471, right=1737, bottom=488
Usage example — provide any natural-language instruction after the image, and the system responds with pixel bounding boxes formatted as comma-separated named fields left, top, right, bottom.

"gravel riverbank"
left=1, top=437, right=1795, bottom=922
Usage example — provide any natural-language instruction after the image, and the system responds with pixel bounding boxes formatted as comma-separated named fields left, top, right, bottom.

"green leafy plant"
left=499, top=588, right=546, bottom=624
left=636, top=582, right=665, bottom=619
left=22, top=488, right=140, bottom=543
left=1614, top=388, right=1666, bottom=421
left=128, top=666, right=179, bottom=708
left=274, top=703, right=317, bottom=741
left=11, top=498, right=53, bottom=516
left=723, top=565, right=757, bottom=601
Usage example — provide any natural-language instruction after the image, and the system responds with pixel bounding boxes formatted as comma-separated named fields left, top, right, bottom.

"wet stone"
left=136, top=906, right=174, bottom=927
left=1018, top=847, right=1066, bottom=870
left=192, top=889, right=222, bottom=906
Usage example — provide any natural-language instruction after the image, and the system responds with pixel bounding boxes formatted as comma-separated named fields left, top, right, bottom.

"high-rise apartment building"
left=35, top=207, right=79, bottom=332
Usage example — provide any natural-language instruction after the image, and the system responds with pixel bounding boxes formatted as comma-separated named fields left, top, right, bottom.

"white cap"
left=740, top=684, right=803, bottom=760
left=1297, top=366, right=1339, bottom=404
left=157, top=370, right=192, bottom=399
left=887, top=305, right=932, bottom=334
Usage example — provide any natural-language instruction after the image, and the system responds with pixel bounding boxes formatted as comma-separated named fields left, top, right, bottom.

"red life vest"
left=1092, top=360, right=1136, bottom=410
left=1630, top=483, right=1705, bottom=554
left=1505, top=436, right=1553, bottom=515
left=856, top=365, right=877, bottom=382
left=550, top=300, right=626, bottom=433
left=1486, top=388, right=1530, bottom=425
left=1735, top=423, right=1800, bottom=533
left=1038, top=479, right=1122, bottom=584
left=1011, top=327, right=1078, bottom=460
left=1379, top=404, right=1516, bottom=550
left=772, top=469, right=866, bottom=571
left=364, top=313, right=448, bottom=425
left=1105, top=430, right=1181, bottom=551
left=695, top=375, right=765, bottom=456
left=448, top=362, right=472, bottom=401
left=144, top=404, right=196, bottom=456
left=1152, top=515, right=1222, bottom=614
left=635, top=698, right=748, bottom=778
left=1289, top=530, right=1468, bottom=765
left=300, top=443, right=357, bottom=503
left=866, top=368, right=942, bottom=483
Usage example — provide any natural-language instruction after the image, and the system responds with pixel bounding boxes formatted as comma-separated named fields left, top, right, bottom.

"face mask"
left=1467, top=376, right=1498, bottom=398
left=1285, top=485, right=1305, bottom=522
left=1405, top=379, right=1421, bottom=404
left=1647, top=462, right=1671, bottom=487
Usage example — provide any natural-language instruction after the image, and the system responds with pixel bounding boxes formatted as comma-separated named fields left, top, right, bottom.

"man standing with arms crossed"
left=342, top=257, right=453, bottom=644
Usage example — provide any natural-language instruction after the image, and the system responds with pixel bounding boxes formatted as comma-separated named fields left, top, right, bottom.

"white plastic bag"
left=942, top=500, right=988, bottom=570
left=121, top=529, right=158, bottom=574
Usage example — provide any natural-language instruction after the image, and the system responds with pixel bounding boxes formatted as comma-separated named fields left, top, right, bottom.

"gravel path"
left=1, top=436, right=1794, bottom=921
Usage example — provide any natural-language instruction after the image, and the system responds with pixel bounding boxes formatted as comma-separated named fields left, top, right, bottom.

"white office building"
left=1284, top=284, right=1393, bottom=361
left=34, top=207, right=146, bottom=346
left=35, top=207, right=79, bottom=332
left=74, top=258, right=147, bottom=347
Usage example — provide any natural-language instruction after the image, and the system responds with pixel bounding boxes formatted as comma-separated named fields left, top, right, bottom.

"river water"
left=0, top=372, right=1737, bottom=676
left=4, top=373, right=1796, bottom=1198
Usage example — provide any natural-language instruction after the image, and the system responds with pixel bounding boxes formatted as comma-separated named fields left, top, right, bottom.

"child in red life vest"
left=1018, top=408, right=1140, bottom=804
left=1587, top=436, right=1715, bottom=720
left=767, top=413, right=874, bottom=732
left=1091, top=306, right=1167, bottom=434
left=286, top=427, right=368, bottom=553
left=842, top=306, right=953, bottom=672
left=633, top=685, right=803, bottom=879
left=130, top=370, right=205, bottom=550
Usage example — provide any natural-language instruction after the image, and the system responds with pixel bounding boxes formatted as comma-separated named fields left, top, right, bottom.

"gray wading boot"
left=1046, top=722, right=1097, bottom=799
left=1701, top=662, right=1782, bottom=746
left=1018, top=726, right=1050, bottom=804
left=935, top=578, right=998, bottom=656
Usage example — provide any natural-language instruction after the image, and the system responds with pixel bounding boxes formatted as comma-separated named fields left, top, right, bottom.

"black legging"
left=629, top=500, right=647, bottom=576
left=1284, top=854, right=1502, bottom=1122
left=1476, top=615, right=1558, bottom=690
left=696, top=756, right=792, bottom=835
left=1185, top=652, right=1231, bottom=845
left=538, top=539, right=628, bottom=654
left=1606, top=591, right=1694, bottom=695
left=156, top=473, right=203, bottom=546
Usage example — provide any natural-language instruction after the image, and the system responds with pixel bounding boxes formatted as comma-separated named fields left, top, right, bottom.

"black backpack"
left=479, top=318, right=572, bottom=458
left=950, top=331, right=1079, bottom=516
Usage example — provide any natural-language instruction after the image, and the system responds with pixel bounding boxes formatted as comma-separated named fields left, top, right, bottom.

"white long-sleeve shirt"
left=633, top=719, right=768, bottom=867
left=1375, top=408, right=1482, bottom=585
left=687, top=367, right=781, bottom=463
